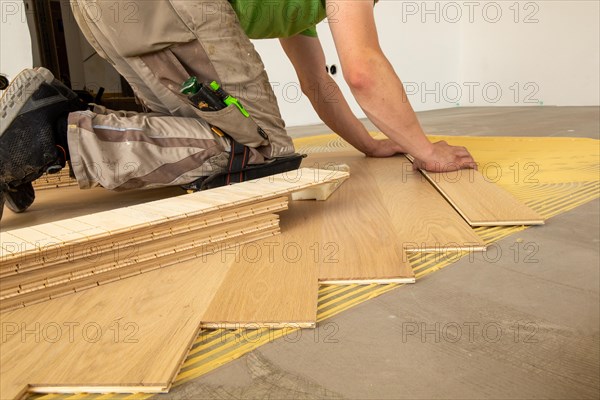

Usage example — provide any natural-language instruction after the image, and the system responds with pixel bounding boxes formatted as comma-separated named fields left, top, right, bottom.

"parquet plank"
left=303, top=152, right=486, bottom=252
left=1, top=198, right=287, bottom=277
left=0, top=166, right=350, bottom=397
left=0, top=168, right=347, bottom=311
left=298, top=154, right=415, bottom=284
left=0, top=214, right=281, bottom=310
left=0, top=248, right=236, bottom=400
left=406, top=155, right=544, bottom=226
left=367, top=156, right=486, bottom=252
left=201, top=213, right=321, bottom=329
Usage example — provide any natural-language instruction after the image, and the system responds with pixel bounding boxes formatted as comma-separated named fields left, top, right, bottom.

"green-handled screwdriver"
left=209, top=81, right=250, bottom=117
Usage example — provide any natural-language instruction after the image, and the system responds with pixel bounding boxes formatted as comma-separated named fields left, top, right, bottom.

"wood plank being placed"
left=406, top=155, right=545, bottom=226
left=303, top=151, right=485, bottom=254
left=201, top=161, right=412, bottom=327
left=202, top=154, right=424, bottom=329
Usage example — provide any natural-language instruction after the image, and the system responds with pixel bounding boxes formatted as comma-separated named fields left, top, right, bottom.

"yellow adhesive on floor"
left=29, top=135, right=599, bottom=400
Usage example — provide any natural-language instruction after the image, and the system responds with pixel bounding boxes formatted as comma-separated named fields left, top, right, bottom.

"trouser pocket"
left=140, top=44, right=271, bottom=149
left=191, top=103, right=270, bottom=149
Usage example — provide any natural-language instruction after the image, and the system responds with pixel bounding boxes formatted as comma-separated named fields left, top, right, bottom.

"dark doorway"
left=32, top=0, right=62, bottom=82
left=30, top=0, right=140, bottom=110
left=49, top=0, right=71, bottom=85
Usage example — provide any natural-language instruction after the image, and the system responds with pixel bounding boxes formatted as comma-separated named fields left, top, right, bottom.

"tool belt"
left=183, top=136, right=305, bottom=192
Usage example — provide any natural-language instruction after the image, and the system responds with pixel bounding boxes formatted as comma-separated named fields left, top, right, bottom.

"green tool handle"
left=181, top=76, right=200, bottom=95
left=210, top=81, right=250, bottom=117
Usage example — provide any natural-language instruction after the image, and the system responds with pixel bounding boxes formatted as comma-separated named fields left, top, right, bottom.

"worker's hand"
left=364, top=139, right=406, bottom=158
left=413, top=140, right=477, bottom=172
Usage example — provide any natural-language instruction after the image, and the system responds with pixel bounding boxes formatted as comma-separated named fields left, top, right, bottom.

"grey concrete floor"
left=156, top=107, right=600, bottom=400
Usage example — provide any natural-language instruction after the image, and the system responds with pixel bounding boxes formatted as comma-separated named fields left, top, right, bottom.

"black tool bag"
left=183, top=137, right=306, bottom=192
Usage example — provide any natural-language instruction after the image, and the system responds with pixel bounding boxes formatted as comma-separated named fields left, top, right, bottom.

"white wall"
left=0, top=0, right=33, bottom=81
left=2, top=0, right=598, bottom=123
left=254, top=0, right=600, bottom=126
left=459, top=0, right=600, bottom=107
left=253, top=0, right=463, bottom=127
left=368, top=0, right=463, bottom=109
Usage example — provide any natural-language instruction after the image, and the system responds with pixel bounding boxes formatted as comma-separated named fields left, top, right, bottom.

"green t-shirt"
left=228, top=0, right=326, bottom=39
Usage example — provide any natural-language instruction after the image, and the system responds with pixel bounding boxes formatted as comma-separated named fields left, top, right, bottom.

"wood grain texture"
left=0, top=198, right=287, bottom=278
left=0, top=166, right=351, bottom=397
left=366, top=155, right=486, bottom=252
left=1, top=168, right=349, bottom=232
left=296, top=153, right=415, bottom=284
left=0, top=249, right=236, bottom=400
left=302, top=152, right=484, bottom=256
left=0, top=214, right=281, bottom=312
left=202, top=154, right=434, bottom=328
left=1, top=168, right=348, bottom=311
left=291, top=164, right=350, bottom=201
left=0, top=185, right=183, bottom=231
left=0, top=167, right=352, bottom=398
left=201, top=214, right=321, bottom=329
left=406, top=155, right=544, bottom=226
left=201, top=244, right=319, bottom=329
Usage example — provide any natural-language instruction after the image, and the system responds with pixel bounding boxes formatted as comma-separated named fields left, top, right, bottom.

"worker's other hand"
left=413, top=140, right=477, bottom=172
left=364, top=139, right=406, bottom=158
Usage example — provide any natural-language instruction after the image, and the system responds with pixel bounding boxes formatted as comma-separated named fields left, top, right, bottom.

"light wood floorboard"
left=0, top=249, right=235, bottom=400
left=299, top=153, right=415, bottom=283
left=408, top=156, right=545, bottom=226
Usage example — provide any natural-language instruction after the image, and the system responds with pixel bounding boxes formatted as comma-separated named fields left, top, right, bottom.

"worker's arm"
left=279, top=34, right=403, bottom=158
left=326, top=0, right=476, bottom=171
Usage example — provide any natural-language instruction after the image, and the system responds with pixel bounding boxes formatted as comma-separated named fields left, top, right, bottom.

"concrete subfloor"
left=154, top=107, right=600, bottom=400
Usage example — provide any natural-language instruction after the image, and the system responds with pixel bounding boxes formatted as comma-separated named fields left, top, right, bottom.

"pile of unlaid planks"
left=31, top=166, right=78, bottom=190
left=0, top=168, right=349, bottom=312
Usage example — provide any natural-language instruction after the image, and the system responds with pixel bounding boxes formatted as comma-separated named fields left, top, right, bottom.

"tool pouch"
left=183, top=137, right=305, bottom=191
left=191, top=104, right=270, bottom=149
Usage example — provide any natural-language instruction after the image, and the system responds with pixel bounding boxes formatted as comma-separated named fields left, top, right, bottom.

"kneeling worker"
left=0, top=0, right=475, bottom=220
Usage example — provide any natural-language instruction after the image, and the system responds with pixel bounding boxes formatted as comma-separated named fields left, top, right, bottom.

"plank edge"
left=200, top=322, right=316, bottom=329
left=319, top=278, right=416, bottom=285
left=28, top=385, right=169, bottom=394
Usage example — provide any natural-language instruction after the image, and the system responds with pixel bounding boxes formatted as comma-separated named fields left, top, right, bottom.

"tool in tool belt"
left=181, top=76, right=249, bottom=117
left=180, top=76, right=305, bottom=192
left=181, top=76, right=268, bottom=139
left=208, top=80, right=250, bottom=117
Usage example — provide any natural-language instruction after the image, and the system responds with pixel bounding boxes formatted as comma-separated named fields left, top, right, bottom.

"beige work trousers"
left=68, top=0, right=295, bottom=190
